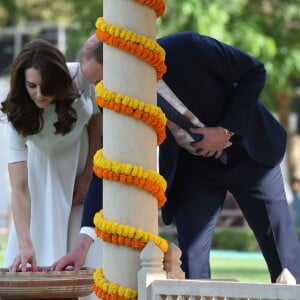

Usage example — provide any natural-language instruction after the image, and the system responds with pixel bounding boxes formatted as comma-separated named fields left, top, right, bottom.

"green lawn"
left=0, top=235, right=8, bottom=268
left=211, top=255, right=269, bottom=283
left=0, top=235, right=270, bottom=283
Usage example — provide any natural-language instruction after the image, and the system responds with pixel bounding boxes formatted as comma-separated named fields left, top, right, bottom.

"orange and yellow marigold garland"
left=95, top=80, right=167, bottom=145
left=93, top=149, right=167, bottom=208
left=94, top=267, right=137, bottom=300
left=95, top=17, right=166, bottom=80
left=94, top=210, right=168, bottom=253
left=135, top=0, right=165, bottom=17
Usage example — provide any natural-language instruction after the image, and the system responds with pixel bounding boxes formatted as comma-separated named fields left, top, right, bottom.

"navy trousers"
left=166, top=146, right=300, bottom=283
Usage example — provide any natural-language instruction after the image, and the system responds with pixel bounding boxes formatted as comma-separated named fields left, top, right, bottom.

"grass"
left=0, top=234, right=270, bottom=283
left=210, top=251, right=270, bottom=283
left=0, top=235, right=8, bottom=267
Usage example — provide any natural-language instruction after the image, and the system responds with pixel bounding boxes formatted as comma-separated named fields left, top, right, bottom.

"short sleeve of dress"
left=67, top=62, right=99, bottom=114
left=4, top=122, right=28, bottom=163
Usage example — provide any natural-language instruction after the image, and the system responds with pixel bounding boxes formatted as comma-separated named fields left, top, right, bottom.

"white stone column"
left=102, top=0, right=158, bottom=292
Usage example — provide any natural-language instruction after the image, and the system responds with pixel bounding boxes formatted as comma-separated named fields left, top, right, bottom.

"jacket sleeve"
left=81, top=173, right=103, bottom=227
left=190, top=32, right=266, bottom=136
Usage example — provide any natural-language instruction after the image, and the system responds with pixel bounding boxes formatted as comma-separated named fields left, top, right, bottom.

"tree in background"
left=0, top=0, right=103, bottom=60
left=159, top=0, right=300, bottom=130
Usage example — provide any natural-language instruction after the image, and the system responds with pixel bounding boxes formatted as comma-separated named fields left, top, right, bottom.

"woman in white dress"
left=0, top=39, right=102, bottom=291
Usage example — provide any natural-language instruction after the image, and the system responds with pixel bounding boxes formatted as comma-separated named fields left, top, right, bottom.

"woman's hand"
left=10, top=243, right=37, bottom=272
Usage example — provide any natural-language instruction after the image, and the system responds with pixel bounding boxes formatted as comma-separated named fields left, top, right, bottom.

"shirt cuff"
left=80, top=226, right=97, bottom=241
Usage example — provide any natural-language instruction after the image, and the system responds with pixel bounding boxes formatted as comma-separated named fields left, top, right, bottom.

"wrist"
left=222, top=127, right=234, bottom=139
left=78, top=233, right=94, bottom=252
left=19, top=238, right=33, bottom=250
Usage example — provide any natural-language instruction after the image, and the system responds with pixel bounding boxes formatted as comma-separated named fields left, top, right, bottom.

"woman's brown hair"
left=0, top=39, right=80, bottom=136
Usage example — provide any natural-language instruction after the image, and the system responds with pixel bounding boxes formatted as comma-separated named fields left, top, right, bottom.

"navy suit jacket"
left=81, top=32, right=287, bottom=228
left=158, top=32, right=286, bottom=167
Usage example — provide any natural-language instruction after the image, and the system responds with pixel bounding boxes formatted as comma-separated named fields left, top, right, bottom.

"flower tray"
left=0, top=267, right=94, bottom=299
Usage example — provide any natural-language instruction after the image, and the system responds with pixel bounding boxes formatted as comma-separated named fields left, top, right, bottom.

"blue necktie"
left=157, top=93, right=228, bottom=164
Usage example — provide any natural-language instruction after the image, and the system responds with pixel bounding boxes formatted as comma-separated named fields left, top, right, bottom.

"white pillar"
left=103, top=0, right=158, bottom=292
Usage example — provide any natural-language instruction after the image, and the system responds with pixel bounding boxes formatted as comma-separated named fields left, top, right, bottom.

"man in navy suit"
left=53, top=32, right=300, bottom=284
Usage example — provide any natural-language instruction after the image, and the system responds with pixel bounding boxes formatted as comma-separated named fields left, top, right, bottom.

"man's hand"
left=51, top=234, right=93, bottom=271
left=190, top=126, right=231, bottom=159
